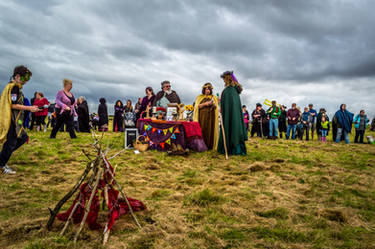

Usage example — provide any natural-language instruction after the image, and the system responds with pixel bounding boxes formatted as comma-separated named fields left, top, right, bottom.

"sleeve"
left=10, top=86, right=20, bottom=104
left=175, top=92, right=181, bottom=104
left=56, top=91, right=68, bottom=111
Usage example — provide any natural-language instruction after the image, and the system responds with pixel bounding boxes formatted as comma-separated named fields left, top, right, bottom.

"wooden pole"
left=219, top=112, right=229, bottom=160
left=60, top=194, right=82, bottom=236
left=74, top=167, right=103, bottom=243
left=46, top=160, right=94, bottom=230
left=102, top=154, right=142, bottom=229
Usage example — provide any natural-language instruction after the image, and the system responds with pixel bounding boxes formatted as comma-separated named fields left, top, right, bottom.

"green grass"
left=0, top=125, right=374, bottom=248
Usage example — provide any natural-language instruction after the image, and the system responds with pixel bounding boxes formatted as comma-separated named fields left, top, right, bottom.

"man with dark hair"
left=267, top=100, right=281, bottom=139
left=0, top=65, right=39, bottom=174
left=308, top=103, right=317, bottom=140
left=286, top=103, right=300, bottom=140
left=251, top=103, right=266, bottom=137
left=152, top=81, right=181, bottom=107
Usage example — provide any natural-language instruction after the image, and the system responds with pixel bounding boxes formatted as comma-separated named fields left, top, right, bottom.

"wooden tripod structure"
left=46, top=131, right=143, bottom=245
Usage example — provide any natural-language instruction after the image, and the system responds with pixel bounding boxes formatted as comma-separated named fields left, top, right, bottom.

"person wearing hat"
left=193, top=83, right=219, bottom=150
left=251, top=103, right=267, bottom=137
left=152, top=80, right=181, bottom=108
left=0, top=65, right=39, bottom=174
left=217, top=71, right=247, bottom=155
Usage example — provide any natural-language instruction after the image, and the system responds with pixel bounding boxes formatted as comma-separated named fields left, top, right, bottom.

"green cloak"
left=217, top=85, right=247, bottom=155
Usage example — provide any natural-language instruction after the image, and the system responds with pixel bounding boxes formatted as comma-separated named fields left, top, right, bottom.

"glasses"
left=163, top=85, right=171, bottom=88
left=20, top=74, right=31, bottom=82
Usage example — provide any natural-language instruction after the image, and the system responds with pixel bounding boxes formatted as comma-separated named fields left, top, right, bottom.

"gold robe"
left=0, top=82, right=22, bottom=144
left=193, top=94, right=219, bottom=150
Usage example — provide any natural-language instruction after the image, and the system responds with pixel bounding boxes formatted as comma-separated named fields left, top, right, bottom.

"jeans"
left=303, top=125, right=310, bottom=140
left=286, top=124, right=297, bottom=139
left=321, top=129, right=328, bottom=137
left=354, top=129, right=365, bottom=143
left=336, top=128, right=349, bottom=144
left=0, top=123, right=28, bottom=167
left=269, top=118, right=278, bottom=137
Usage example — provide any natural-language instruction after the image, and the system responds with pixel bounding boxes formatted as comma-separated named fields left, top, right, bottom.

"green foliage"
left=255, top=207, right=289, bottom=220
left=186, top=188, right=224, bottom=207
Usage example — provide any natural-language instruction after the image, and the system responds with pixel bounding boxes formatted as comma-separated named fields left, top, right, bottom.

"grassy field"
left=0, top=124, right=374, bottom=249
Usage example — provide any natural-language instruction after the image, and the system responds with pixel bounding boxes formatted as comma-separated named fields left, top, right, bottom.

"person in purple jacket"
left=286, top=103, right=300, bottom=140
left=49, top=78, right=77, bottom=139
left=138, top=87, right=155, bottom=118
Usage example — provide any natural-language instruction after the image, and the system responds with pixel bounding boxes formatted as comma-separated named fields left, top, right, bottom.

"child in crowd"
left=320, top=115, right=330, bottom=143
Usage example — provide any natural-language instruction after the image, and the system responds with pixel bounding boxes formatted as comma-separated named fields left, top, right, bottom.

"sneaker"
left=2, top=165, right=16, bottom=174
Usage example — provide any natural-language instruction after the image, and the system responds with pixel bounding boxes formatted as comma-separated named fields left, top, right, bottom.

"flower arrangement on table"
left=184, top=105, right=194, bottom=121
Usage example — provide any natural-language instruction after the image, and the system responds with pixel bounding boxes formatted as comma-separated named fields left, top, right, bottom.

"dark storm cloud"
left=0, top=0, right=374, bottom=117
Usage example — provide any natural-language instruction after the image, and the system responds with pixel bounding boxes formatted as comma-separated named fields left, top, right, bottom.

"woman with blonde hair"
left=193, top=83, right=219, bottom=150
left=50, top=78, right=77, bottom=138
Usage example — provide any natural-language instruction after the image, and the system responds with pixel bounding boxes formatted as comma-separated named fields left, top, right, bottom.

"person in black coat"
left=251, top=103, right=267, bottom=138
left=113, top=100, right=124, bottom=132
left=77, top=97, right=90, bottom=133
left=29, top=92, right=38, bottom=130
left=98, top=98, right=108, bottom=131
left=278, top=105, right=287, bottom=138
left=371, top=117, right=375, bottom=131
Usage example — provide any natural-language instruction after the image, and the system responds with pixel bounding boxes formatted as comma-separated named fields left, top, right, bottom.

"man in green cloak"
left=217, top=71, right=247, bottom=155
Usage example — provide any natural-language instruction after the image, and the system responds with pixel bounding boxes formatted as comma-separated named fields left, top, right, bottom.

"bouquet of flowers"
left=184, top=105, right=194, bottom=121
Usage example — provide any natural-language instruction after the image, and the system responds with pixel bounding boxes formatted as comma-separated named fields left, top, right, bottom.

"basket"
left=133, top=135, right=149, bottom=152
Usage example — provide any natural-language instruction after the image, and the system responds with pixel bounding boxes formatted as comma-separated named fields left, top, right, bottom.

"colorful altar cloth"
left=137, top=119, right=207, bottom=152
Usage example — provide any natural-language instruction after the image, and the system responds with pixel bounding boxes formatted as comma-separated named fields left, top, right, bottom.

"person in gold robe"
left=193, top=83, right=219, bottom=150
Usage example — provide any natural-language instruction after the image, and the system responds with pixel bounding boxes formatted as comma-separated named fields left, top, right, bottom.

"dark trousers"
left=35, top=116, right=46, bottom=126
left=0, top=124, right=28, bottom=166
left=354, top=130, right=365, bottom=143
left=47, top=116, right=56, bottom=128
left=303, top=125, right=310, bottom=140
left=50, top=111, right=77, bottom=138
left=29, top=113, right=36, bottom=130
left=251, top=122, right=262, bottom=137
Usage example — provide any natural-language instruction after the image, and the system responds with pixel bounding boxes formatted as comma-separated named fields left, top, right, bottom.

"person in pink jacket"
left=49, top=79, right=77, bottom=139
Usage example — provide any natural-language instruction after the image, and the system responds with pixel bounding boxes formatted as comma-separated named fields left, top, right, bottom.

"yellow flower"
left=185, top=105, right=194, bottom=111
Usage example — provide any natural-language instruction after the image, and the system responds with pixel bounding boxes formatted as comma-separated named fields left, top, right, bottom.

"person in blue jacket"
left=354, top=110, right=369, bottom=143
left=308, top=104, right=317, bottom=140
left=334, top=104, right=354, bottom=144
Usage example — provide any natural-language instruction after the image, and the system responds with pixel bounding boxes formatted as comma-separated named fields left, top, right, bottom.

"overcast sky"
left=0, top=0, right=374, bottom=117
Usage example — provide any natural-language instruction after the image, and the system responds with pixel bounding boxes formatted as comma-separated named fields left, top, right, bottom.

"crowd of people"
left=246, top=102, right=372, bottom=144
left=0, top=65, right=374, bottom=174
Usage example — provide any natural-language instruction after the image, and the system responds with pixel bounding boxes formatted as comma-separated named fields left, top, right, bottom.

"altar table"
left=137, top=119, right=208, bottom=152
